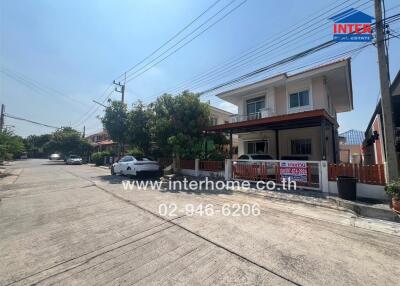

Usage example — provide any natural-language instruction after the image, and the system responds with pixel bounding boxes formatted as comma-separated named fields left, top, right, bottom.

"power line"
left=73, top=1, right=248, bottom=128
left=4, top=113, right=60, bottom=129
left=140, top=0, right=369, bottom=102
left=152, top=1, right=399, bottom=100
left=124, top=0, right=248, bottom=84
left=71, top=1, right=234, bottom=128
left=113, top=0, right=223, bottom=82
left=0, top=67, right=90, bottom=108
left=199, top=14, right=400, bottom=95
left=155, top=0, right=361, bottom=96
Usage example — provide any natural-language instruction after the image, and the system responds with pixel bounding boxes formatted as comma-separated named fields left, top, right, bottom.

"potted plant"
left=385, top=179, right=400, bottom=213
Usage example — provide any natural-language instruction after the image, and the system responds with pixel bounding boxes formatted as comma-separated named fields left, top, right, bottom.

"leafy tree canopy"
left=101, top=101, right=128, bottom=144
left=0, top=129, right=25, bottom=160
left=126, top=101, right=153, bottom=155
left=153, top=91, right=210, bottom=158
left=44, top=127, right=90, bottom=156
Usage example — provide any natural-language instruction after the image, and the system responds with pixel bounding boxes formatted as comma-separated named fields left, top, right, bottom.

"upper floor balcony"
left=229, top=108, right=276, bottom=123
left=215, top=59, right=353, bottom=125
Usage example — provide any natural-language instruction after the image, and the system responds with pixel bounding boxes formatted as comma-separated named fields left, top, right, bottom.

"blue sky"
left=1, top=0, right=399, bottom=137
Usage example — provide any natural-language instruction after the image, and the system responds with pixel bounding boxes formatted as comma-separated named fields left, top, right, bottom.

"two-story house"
left=86, top=130, right=117, bottom=153
left=209, top=105, right=233, bottom=126
left=206, top=59, right=353, bottom=163
left=363, top=70, right=400, bottom=171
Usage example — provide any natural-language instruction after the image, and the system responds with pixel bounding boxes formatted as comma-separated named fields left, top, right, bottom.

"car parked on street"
left=66, top=155, right=82, bottom=165
left=49, top=153, right=61, bottom=160
left=111, top=155, right=161, bottom=177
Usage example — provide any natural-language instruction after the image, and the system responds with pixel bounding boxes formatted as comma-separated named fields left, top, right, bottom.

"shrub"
left=126, top=147, right=144, bottom=158
left=207, top=150, right=227, bottom=161
left=91, top=151, right=112, bottom=166
left=385, top=179, right=400, bottom=200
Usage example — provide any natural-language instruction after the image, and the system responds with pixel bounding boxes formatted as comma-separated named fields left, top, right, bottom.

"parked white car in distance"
left=49, top=153, right=61, bottom=160
left=111, top=155, right=161, bottom=176
left=66, top=155, right=82, bottom=165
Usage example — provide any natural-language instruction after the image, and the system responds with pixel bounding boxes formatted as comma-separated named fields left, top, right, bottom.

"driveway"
left=0, top=159, right=399, bottom=285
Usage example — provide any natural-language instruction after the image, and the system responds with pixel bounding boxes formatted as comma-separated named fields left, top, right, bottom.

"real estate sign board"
left=279, top=161, right=308, bottom=182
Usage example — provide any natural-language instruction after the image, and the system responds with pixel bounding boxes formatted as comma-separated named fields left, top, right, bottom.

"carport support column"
left=204, top=131, right=208, bottom=159
left=229, top=130, right=233, bottom=159
left=331, top=123, right=338, bottom=163
left=275, top=129, right=280, bottom=159
left=195, top=159, right=200, bottom=177
left=320, top=118, right=327, bottom=160
left=225, top=159, right=232, bottom=180
left=320, top=160, right=329, bottom=193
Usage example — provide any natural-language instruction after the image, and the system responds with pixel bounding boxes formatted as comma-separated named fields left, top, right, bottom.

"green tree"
left=153, top=91, right=210, bottom=158
left=0, top=129, right=25, bottom=161
left=44, top=127, right=91, bottom=156
left=24, top=134, right=52, bottom=158
left=126, top=101, right=153, bottom=155
left=101, top=101, right=128, bottom=156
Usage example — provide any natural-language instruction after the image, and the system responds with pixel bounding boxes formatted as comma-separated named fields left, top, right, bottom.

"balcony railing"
left=229, top=108, right=274, bottom=123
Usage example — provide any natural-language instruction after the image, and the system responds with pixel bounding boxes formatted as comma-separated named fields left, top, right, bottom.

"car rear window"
left=69, top=155, right=79, bottom=158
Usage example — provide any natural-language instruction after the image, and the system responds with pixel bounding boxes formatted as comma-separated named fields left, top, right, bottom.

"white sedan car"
left=66, top=155, right=82, bottom=165
left=111, top=155, right=161, bottom=176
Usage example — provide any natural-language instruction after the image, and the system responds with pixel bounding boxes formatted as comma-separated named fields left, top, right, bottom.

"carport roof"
left=205, top=109, right=336, bottom=134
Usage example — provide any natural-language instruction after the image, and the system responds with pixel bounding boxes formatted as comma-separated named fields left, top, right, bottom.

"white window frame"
left=286, top=81, right=313, bottom=113
left=242, top=91, right=266, bottom=117
left=210, top=117, right=218, bottom=126
left=245, top=140, right=269, bottom=154
left=246, top=97, right=265, bottom=119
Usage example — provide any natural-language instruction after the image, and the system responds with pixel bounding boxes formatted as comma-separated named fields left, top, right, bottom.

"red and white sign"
left=279, top=161, right=308, bottom=182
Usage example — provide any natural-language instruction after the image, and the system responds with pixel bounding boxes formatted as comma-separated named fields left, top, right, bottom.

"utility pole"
left=113, top=74, right=126, bottom=104
left=0, top=104, right=5, bottom=131
left=374, top=0, right=399, bottom=181
left=113, top=73, right=127, bottom=158
left=82, top=126, right=85, bottom=138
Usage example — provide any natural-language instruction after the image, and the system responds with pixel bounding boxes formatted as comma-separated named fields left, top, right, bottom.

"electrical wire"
left=4, top=113, right=60, bottom=129
left=0, top=67, right=90, bottom=108
left=113, top=0, right=223, bottom=82
left=124, top=0, right=248, bottom=84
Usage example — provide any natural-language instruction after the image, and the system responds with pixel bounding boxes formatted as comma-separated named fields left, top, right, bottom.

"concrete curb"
left=234, top=188, right=400, bottom=223
left=89, top=164, right=110, bottom=170
left=233, top=188, right=355, bottom=215
left=327, top=196, right=400, bottom=223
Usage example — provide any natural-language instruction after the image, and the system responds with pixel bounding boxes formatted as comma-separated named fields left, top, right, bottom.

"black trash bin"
left=337, top=176, right=357, bottom=200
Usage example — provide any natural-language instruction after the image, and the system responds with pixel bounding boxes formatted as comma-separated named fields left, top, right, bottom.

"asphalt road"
left=0, top=159, right=399, bottom=286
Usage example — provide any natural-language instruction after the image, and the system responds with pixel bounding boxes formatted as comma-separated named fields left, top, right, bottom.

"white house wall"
left=237, top=76, right=329, bottom=117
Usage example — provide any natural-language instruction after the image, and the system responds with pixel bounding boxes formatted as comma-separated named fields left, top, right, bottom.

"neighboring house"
left=209, top=105, right=233, bottom=126
left=363, top=70, right=400, bottom=171
left=206, top=58, right=354, bottom=162
left=207, top=105, right=239, bottom=157
left=339, top=129, right=364, bottom=163
left=86, top=130, right=117, bottom=153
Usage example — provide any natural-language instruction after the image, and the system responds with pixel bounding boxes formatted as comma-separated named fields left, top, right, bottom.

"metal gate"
left=232, top=159, right=322, bottom=191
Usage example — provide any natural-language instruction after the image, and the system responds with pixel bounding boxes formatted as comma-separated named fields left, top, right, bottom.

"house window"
left=247, top=140, right=268, bottom=154
left=210, top=117, right=218, bottom=126
left=289, top=90, right=310, bottom=109
left=291, top=139, right=312, bottom=155
left=246, top=97, right=265, bottom=119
